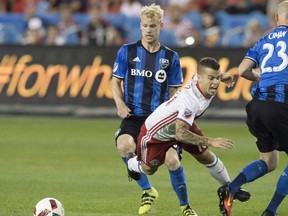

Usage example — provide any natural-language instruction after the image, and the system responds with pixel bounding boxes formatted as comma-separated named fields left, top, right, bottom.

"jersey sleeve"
left=112, top=45, right=128, bottom=79
left=168, top=52, right=183, bottom=87
left=245, top=41, right=260, bottom=66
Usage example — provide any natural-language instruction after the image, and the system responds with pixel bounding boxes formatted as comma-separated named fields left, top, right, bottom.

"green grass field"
left=0, top=115, right=287, bottom=216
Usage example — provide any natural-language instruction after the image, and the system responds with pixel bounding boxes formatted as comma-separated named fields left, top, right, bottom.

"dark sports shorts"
left=114, top=116, right=147, bottom=144
left=246, top=99, right=288, bottom=153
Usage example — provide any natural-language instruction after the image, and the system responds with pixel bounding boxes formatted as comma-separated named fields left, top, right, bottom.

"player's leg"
left=217, top=151, right=276, bottom=216
left=193, top=149, right=230, bottom=185
left=127, top=153, right=158, bottom=175
left=118, top=135, right=159, bottom=215
left=165, top=147, right=187, bottom=206
left=115, top=118, right=157, bottom=215
left=189, top=148, right=250, bottom=200
left=180, top=123, right=250, bottom=216
left=117, top=133, right=152, bottom=187
left=229, top=151, right=277, bottom=195
left=262, top=164, right=288, bottom=216
left=262, top=157, right=288, bottom=216
left=184, top=123, right=230, bottom=184
left=126, top=154, right=159, bottom=215
left=262, top=102, right=288, bottom=216
left=224, top=100, right=281, bottom=201
left=126, top=154, right=160, bottom=215
left=182, top=123, right=250, bottom=201
left=164, top=147, right=198, bottom=216
left=127, top=127, right=175, bottom=215
left=217, top=100, right=279, bottom=216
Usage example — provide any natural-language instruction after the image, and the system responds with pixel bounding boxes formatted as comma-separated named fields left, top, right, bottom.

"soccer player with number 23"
left=217, top=1, right=288, bottom=216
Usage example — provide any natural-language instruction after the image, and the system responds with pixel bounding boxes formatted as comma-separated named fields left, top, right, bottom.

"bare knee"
left=262, top=160, right=278, bottom=172
left=116, top=134, right=136, bottom=157
left=192, top=150, right=215, bottom=165
left=260, top=151, right=279, bottom=172
left=164, top=148, right=181, bottom=170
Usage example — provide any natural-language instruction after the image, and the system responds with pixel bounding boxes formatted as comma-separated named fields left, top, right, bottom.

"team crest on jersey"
left=183, top=108, right=193, bottom=118
left=113, top=62, right=118, bottom=73
left=159, top=58, right=169, bottom=69
left=155, top=70, right=167, bottom=83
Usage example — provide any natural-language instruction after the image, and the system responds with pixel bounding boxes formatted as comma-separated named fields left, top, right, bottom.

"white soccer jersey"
left=144, top=75, right=214, bottom=141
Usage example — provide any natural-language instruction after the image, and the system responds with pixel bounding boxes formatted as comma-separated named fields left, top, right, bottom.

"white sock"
left=127, top=156, right=145, bottom=174
left=205, top=153, right=230, bottom=185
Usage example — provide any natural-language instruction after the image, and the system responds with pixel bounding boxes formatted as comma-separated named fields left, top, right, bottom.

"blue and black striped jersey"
left=112, top=40, right=183, bottom=116
left=246, top=26, right=288, bottom=103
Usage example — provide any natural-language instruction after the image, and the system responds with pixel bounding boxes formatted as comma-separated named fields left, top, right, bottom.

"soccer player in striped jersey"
left=217, top=1, right=288, bottom=216
left=111, top=4, right=185, bottom=215
left=125, top=57, right=250, bottom=216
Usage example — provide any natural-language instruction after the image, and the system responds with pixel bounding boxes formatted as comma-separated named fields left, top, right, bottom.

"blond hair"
left=278, top=0, right=288, bottom=13
left=141, top=3, right=164, bottom=24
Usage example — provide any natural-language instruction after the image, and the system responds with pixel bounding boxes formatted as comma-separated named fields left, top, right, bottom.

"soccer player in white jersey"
left=127, top=57, right=251, bottom=215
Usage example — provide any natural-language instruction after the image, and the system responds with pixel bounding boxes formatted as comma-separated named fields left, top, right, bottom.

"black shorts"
left=246, top=99, right=288, bottom=153
left=115, top=116, right=147, bottom=144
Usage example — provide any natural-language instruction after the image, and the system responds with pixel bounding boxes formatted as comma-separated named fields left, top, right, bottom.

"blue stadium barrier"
left=159, top=29, right=178, bottom=47
left=0, top=13, right=26, bottom=31
left=182, top=11, right=202, bottom=29
left=0, top=24, right=22, bottom=44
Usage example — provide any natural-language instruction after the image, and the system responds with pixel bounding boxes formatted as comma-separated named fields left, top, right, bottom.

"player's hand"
left=221, top=73, right=235, bottom=88
left=208, top=137, right=234, bottom=150
left=117, top=104, right=131, bottom=119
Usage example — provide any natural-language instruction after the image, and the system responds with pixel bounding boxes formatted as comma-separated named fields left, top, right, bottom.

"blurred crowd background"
left=0, top=0, right=282, bottom=47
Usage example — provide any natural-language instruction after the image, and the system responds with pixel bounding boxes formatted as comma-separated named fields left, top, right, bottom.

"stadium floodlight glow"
left=185, top=37, right=195, bottom=46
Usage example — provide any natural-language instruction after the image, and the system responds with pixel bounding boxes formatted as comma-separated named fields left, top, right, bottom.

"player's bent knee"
left=260, top=151, right=279, bottom=172
left=164, top=157, right=181, bottom=170
left=164, top=148, right=181, bottom=170
left=116, top=135, right=136, bottom=156
left=267, top=162, right=278, bottom=172
left=193, top=150, right=215, bottom=164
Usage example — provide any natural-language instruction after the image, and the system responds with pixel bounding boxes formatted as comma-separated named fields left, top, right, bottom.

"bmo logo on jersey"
left=130, top=69, right=167, bottom=83
left=131, top=69, right=153, bottom=77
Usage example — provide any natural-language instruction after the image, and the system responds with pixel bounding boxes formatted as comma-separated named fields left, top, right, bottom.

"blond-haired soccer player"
left=112, top=3, right=184, bottom=215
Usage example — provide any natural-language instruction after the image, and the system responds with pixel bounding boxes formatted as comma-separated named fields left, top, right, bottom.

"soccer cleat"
left=234, top=188, right=251, bottom=202
left=180, top=204, right=198, bottom=216
left=126, top=152, right=141, bottom=181
left=217, top=185, right=234, bottom=216
left=138, top=187, right=159, bottom=215
left=261, top=210, right=278, bottom=216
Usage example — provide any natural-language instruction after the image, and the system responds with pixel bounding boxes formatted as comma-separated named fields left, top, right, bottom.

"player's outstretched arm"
left=175, top=120, right=234, bottom=150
